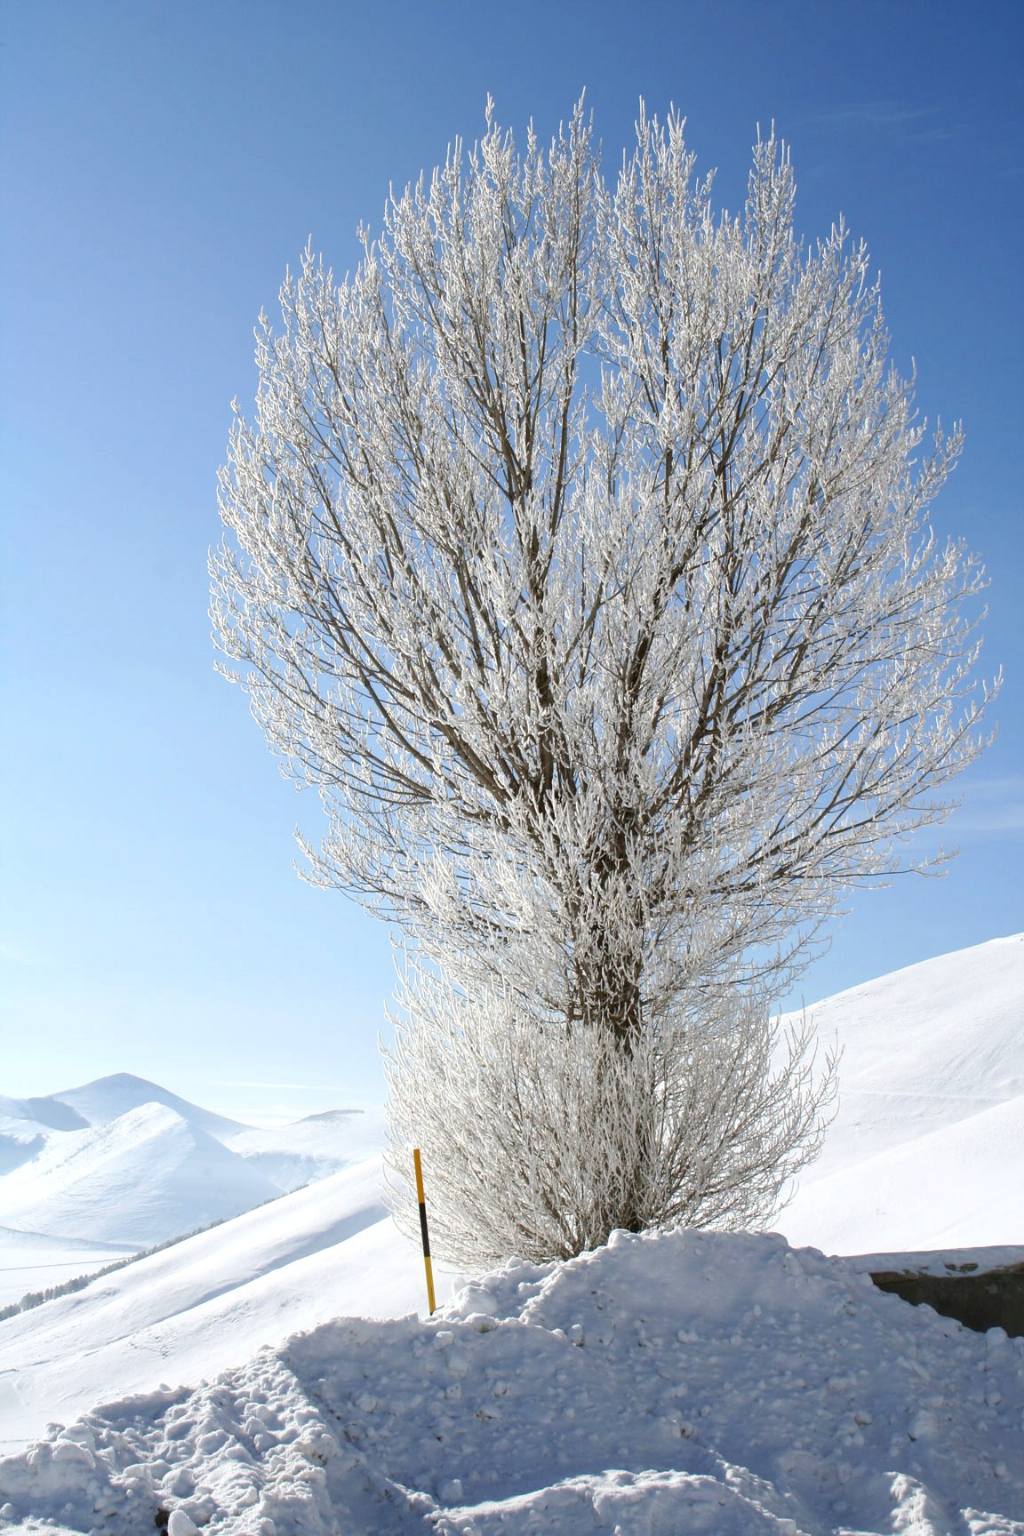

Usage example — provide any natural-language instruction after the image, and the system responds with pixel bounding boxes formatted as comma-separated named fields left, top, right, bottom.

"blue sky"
left=2, top=0, right=1021, bottom=1122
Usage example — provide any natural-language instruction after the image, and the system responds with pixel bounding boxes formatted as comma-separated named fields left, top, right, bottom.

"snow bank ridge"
left=2, top=1227, right=1022, bottom=1535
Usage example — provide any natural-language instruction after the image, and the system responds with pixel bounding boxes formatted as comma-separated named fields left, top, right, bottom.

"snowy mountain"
left=0, top=1095, right=88, bottom=1133
left=0, top=1077, right=384, bottom=1307
left=1, top=1226, right=1021, bottom=1533
left=0, top=1103, right=280, bottom=1249
left=11, top=1071, right=247, bottom=1140
left=778, top=932, right=1023, bottom=1254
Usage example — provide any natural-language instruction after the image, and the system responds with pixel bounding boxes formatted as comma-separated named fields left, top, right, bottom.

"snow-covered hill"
left=223, top=1107, right=386, bottom=1192
left=1, top=1227, right=1021, bottom=1534
left=0, top=1104, right=280, bottom=1249
left=0, top=1120, right=46, bottom=1178
left=0, top=1097, right=87, bottom=1134
left=778, top=932, right=1023, bottom=1254
left=0, top=1073, right=244, bottom=1140
left=47, top=1071, right=248, bottom=1140
left=0, top=1158, right=459, bottom=1450
left=0, top=1078, right=385, bottom=1305
left=0, top=1226, right=135, bottom=1311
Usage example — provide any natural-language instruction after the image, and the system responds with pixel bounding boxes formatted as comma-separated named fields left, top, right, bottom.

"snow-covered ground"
left=1, top=1226, right=1022, bottom=1534
left=0, top=1228, right=134, bottom=1311
left=0, top=935, right=1020, bottom=1531
left=0, top=1159, right=462, bottom=1452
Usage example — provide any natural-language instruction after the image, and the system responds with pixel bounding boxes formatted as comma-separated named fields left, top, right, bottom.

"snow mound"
left=2, top=1227, right=1021, bottom=1534
left=0, top=1103, right=277, bottom=1249
left=779, top=933, right=1024, bottom=1253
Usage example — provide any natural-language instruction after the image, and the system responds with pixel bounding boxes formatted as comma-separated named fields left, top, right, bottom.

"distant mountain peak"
left=36, top=1074, right=251, bottom=1139
left=0, top=1098, right=279, bottom=1251
left=294, top=1109, right=363, bottom=1125
left=75, top=1071, right=162, bottom=1090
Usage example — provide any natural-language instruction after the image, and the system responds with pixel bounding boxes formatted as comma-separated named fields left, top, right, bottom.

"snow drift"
left=1, top=1227, right=1021, bottom=1534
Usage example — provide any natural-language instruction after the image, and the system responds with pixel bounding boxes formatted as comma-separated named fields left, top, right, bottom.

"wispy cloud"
left=945, top=776, right=1024, bottom=836
left=218, top=1080, right=354, bottom=1092
left=0, top=940, right=39, bottom=967
left=806, top=102, right=953, bottom=144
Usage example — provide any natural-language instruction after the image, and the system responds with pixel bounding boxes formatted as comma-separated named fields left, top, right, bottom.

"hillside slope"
left=0, top=1226, right=135, bottom=1310
left=0, top=1157, right=460, bottom=1450
left=783, top=1094, right=1024, bottom=1252
left=778, top=932, right=1023, bottom=1254
left=0, top=1118, right=46, bottom=1178
left=0, top=1081, right=386, bottom=1302
left=223, top=1107, right=386, bottom=1191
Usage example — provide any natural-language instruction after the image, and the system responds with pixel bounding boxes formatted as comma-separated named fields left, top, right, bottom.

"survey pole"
left=412, top=1147, right=437, bottom=1315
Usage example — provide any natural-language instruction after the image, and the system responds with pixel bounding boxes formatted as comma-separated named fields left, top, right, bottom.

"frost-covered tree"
left=213, top=102, right=991, bottom=1259
left=384, top=961, right=836, bottom=1264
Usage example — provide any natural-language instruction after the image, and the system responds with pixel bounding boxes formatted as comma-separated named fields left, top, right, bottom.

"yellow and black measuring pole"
left=412, top=1147, right=437, bottom=1315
